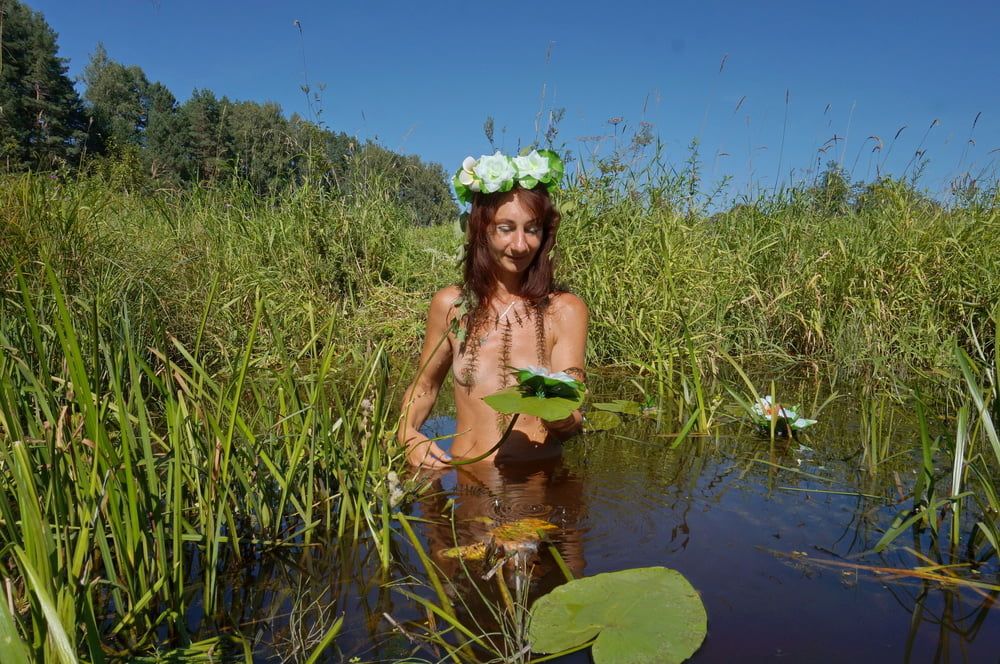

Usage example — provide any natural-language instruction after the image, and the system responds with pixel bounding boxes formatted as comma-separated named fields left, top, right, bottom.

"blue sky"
left=27, top=0, right=1000, bottom=200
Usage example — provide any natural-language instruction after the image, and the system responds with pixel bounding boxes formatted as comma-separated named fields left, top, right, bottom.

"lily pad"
left=441, top=542, right=487, bottom=561
left=583, top=410, right=622, bottom=432
left=591, top=399, right=643, bottom=416
left=483, top=386, right=583, bottom=421
left=490, top=517, right=558, bottom=543
left=529, top=567, right=707, bottom=664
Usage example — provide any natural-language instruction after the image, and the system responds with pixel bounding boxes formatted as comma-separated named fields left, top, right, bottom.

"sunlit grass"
left=0, top=273, right=401, bottom=659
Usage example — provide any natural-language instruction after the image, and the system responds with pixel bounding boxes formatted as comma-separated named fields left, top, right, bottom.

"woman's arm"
left=544, top=293, right=589, bottom=437
left=398, top=287, right=459, bottom=468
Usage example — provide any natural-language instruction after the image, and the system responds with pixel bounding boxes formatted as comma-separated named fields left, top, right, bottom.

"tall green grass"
left=0, top=273, right=401, bottom=659
left=4, top=166, right=997, bottom=381
left=1, top=155, right=998, bottom=657
left=557, top=173, right=999, bottom=381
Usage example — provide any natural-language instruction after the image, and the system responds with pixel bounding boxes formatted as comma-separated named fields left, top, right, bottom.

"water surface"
left=253, top=382, right=1000, bottom=662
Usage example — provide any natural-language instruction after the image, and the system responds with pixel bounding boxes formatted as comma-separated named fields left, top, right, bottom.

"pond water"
left=249, top=380, right=1000, bottom=663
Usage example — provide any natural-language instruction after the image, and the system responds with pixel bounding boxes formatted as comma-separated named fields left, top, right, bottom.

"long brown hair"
left=458, top=185, right=561, bottom=391
left=462, top=185, right=561, bottom=312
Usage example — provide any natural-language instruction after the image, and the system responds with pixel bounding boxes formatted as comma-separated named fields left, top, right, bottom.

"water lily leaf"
left=584, top=410, right=621, bottom=432
left=441, top=543, right=487, bottom=560
left=483, top=386, right=583, bottom=421
left=490, top=517, right=558, bottom=543
left=592, top=400, right=643, bottom=416
left=529, top=567, right=707, bottom=664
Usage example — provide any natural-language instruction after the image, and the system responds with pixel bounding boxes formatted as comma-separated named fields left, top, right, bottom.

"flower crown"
left=453, top=149, right=565, bottom=205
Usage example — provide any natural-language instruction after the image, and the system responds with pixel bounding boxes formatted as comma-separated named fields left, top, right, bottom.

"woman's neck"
left=492, top=274, right=526, bottom=303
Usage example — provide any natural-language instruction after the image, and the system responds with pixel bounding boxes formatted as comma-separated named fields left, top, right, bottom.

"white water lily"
left=513, top=150, right=550, bottom=183
left=750, top=395, right=817, bottom=431
left=474, top=151, right=516, bottom=193
left=521, top=366, right=579, bottom=385
left=752, top=395, right=796, bottom=420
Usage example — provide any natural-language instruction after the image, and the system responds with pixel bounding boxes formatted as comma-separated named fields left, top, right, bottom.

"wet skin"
left=398, top=190, right=589, bottom=468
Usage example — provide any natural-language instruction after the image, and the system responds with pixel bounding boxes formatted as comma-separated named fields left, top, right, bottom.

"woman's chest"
left=449, top=311, right=554, bottom=391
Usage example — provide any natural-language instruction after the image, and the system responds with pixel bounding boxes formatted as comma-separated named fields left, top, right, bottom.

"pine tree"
left=82, top=43, right=149, bottom=151
left=182, top=89, right=231, bottom=182
left=0, top=0, right=92, bottom=171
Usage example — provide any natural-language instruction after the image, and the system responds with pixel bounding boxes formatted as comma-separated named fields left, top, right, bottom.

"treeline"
left=0, top=0, right=456, bottom=224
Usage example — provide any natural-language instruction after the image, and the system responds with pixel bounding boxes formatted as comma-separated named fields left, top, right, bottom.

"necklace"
left=477, top=299, right=519, bottom=346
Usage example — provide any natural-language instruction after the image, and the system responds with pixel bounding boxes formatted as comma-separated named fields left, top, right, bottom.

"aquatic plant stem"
left=445, top=413, right=521, bottom=466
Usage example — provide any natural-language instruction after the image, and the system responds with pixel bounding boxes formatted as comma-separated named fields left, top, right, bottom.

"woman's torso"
left=445, top=290, right=563, bottom=462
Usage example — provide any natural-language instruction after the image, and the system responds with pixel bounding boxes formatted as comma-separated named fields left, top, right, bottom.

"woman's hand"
left=405, top=436, right=453, bottom=469
left=542, top=411, right=582, bottom=437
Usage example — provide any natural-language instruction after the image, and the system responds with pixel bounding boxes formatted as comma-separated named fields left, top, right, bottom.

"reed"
left=0, top=273, right=399, bottom=659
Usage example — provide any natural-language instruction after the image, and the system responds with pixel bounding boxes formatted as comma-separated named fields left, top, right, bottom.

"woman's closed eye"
left=497, top=225, right=541, bottom=235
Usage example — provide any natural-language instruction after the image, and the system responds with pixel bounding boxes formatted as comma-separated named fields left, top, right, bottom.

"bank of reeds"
left=557, top=175, right=999, bottom=381
left=0, top=273, right=400, bottom=659
left=3, top=167, right=997, bottom=381
left=1, top=162, right=999, bottom=659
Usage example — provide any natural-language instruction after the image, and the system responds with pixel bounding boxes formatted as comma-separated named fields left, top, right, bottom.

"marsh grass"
left=390, top=510, right=572, bottom=664
left=556, top=171, right=999, bottom=382
left=0, top=272, right=403, bottom=659
left=2, top=141, right=999, bottom=659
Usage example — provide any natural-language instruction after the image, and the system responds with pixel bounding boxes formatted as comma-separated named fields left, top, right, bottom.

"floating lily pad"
left=529, top=567, right=707, bottom=664
left=441, top=542, right=487, bottom=560
left=489, top=517, right=558, bottom=543
left=466, top=515, right=496, bottom=526
left=583, top=410, right=621, bottom=432
left=483, top=386, right=583, bottom=421
left=591, top=399, right=643, bottom=416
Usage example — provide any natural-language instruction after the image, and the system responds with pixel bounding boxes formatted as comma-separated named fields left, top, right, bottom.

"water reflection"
left=255, top=387, right=1000, bottom=662
left=417, top=416, right=588, bottom=588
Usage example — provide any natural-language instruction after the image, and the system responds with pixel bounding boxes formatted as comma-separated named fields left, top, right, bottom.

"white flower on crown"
left=512, top=150, right=550, bottom=183
left=458, top=156, right=479, bottom=190
left=474, top=151, right=516, bottom=193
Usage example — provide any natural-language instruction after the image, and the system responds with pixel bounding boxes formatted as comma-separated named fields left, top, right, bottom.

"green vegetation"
left=529, top=567, right=707, bottom=664
left=2, top=0, right=999, bottom=660
left=1, top=144, right=997, bottom=664
left=1, top=0, right=454, bottom=225
left=0, top=272, right=400, bottom=660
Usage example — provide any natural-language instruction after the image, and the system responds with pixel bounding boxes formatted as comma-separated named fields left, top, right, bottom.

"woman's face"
left=488, top=190, right=543, bottom=278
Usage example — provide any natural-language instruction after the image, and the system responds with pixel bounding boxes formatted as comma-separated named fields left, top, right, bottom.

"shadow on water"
left=242, top=378, right=998, bottom=662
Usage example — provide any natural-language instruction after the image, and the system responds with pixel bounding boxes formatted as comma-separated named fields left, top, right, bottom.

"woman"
left=398, top=150, right=588, bottom=468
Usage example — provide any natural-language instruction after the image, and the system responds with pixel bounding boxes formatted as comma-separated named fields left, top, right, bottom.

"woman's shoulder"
left=430, top=285, right=464, bottom=309
left=428, top=285, right=464, bottom=319
left=548, top=291, right=588, bottom=317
